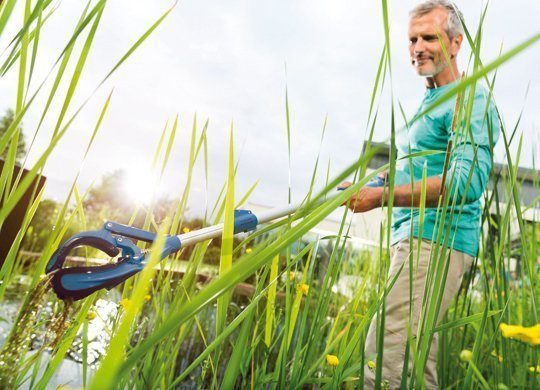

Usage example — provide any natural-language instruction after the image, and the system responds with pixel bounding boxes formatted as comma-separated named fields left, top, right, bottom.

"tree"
left=0, top=109, right=27, bottom=162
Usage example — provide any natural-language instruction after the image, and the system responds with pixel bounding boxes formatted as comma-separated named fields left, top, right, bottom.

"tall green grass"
left=0, top=1, right=538, bottom=389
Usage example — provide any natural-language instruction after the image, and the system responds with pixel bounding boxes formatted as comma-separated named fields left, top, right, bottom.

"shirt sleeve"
left=439, top=87, right=501, bottom=204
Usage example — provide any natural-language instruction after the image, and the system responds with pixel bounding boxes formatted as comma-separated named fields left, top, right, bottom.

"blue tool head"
left=45, top=222, right=181, bottom=301
left=45, top=223, right=146, bottom=301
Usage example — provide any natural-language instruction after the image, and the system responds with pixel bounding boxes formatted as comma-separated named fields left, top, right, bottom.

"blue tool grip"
left=161, top=236, right=182, bottom=258
left=337, top=175, right=385, bottom=191
left=365, top=175, right=385, bottom=187
left=233, top=209, right=258, bottom=233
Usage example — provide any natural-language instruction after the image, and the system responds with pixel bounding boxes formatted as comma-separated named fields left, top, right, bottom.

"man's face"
left=408, top=8, right=459, bottom=77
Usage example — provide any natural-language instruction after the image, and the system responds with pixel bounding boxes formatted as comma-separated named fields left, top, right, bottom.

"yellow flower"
left=491, top=350, right=503, bottom=362
left=144, top=294, right=151, bottom=302
left=182, top=227, right=190, bottom=233
left=289, top=271, right=295, bottom=281
left=245, top=247, right=252, bottom=254
left=530, top=365, right=540, bottom=374
left=297, top=283, right=309, bottom=295
left=460, top=350, right=473, bottom=362
left=499, top=323, right=540, bottom=346
left=86, top=311, right=97, bottom=320
left=119, top=298, right=131, bottom=309
left=326, top=354, right=339, bottom=367
left=367, top=360, right=376, bottom=371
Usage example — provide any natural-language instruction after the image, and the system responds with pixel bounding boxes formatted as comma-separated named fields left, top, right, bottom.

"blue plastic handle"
left=337, top=175, right=385, bottom=191
left=233, top=209, right=258, bottom=233
left=365, top=175, right=385, bottom=187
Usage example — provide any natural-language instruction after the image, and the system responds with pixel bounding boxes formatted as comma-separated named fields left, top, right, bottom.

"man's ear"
left=451, top=34, right=463, bottom=58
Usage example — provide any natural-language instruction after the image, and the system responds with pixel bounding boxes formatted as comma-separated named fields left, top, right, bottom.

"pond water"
left=0, top=275, right=235, bottom=388
left=0, top=279, right=123, bottom=388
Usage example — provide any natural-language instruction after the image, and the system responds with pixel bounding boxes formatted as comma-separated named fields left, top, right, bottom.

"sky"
left=1, top=0, right=539, bottom=217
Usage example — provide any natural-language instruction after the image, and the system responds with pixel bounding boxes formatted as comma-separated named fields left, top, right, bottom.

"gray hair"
left=409, top=1, right=464, bottom=38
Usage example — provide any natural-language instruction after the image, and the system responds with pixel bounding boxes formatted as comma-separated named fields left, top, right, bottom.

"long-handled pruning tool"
left=45, top=176, right=385, bottom=301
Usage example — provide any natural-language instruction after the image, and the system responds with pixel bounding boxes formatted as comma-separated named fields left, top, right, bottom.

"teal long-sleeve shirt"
left=391, top=81, right=500, bottom=257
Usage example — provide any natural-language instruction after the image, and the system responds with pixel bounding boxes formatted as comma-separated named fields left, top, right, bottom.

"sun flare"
left=122, top=164, right=159, bottom=205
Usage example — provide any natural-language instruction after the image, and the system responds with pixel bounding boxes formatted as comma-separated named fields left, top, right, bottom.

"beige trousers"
left=363, top=238, right=474, bottom=389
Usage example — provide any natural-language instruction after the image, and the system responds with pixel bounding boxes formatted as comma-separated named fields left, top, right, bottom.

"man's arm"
left=392, top=176, right=444, bottom=207
left=340, top=176, right=444, bottom=213
left=342, top=88, right=501, bottom=214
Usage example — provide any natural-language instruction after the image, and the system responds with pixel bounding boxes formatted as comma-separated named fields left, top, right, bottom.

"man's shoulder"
left=462, top=82, right=497, bottom=112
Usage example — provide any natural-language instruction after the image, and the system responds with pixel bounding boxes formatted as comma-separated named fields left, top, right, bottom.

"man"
left=339, top=1, right=500, bottom=388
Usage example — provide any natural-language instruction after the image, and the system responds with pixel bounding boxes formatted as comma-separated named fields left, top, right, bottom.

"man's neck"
left=425, top=64, right=460, bottom=89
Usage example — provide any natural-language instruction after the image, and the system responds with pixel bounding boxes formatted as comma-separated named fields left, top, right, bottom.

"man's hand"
left=338, top=181, right=384, bottom=213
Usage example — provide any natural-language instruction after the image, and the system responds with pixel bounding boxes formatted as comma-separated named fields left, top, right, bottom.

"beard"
left=412, top=56, right=448, bottom=76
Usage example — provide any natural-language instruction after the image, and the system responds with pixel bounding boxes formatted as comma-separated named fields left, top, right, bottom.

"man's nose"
left=414, top=38, right=426, bottom=53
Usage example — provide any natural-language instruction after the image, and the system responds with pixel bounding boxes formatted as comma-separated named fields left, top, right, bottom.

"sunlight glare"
left=122, top=163, right=159, bottom=205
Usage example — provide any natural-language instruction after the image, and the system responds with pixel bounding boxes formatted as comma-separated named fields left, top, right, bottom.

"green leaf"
left=217, top=124, right=235, bottom=336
